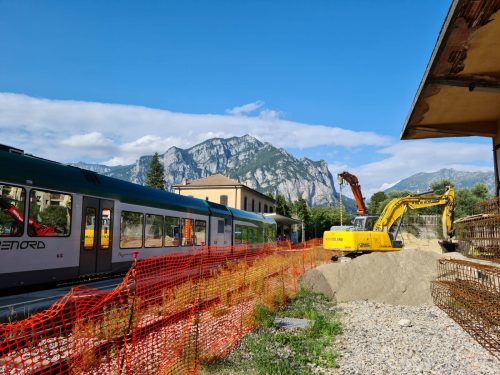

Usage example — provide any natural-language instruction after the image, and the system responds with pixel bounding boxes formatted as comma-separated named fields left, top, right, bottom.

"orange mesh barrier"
left=0, top=240, right=330, bottom=374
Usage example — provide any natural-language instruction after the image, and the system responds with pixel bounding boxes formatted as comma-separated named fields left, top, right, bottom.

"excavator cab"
left=352, top=215, right=378, bottom=231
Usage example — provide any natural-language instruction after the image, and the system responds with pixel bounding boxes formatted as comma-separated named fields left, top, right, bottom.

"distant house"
left=172, top=174, right=275, bottom=213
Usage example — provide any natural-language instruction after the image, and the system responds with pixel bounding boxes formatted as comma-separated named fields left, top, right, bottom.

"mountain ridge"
left=384, top=168, right=494, bottom=194
left=73, top=135, right=355, bottom=209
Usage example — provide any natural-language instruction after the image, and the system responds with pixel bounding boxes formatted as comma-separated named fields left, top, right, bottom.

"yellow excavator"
left=323, top=186, right=456, bottom=256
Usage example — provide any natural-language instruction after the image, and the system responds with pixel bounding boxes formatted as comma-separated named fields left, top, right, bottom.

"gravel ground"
left=332, top=301, right=499, bottom=375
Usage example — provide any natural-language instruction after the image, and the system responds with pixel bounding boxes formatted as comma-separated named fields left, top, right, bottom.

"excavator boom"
left=338, top=171, right=368, bottom=215
left=373, top=186, right=455, bottom=239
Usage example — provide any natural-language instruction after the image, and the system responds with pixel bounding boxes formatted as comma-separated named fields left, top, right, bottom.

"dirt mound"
left=400, top=229, right=443, bottom=254
left=299, top=249, right=464, bottom=306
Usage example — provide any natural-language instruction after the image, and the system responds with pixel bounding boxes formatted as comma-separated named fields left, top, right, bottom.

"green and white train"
left=0, top=145, right=276, bottom=292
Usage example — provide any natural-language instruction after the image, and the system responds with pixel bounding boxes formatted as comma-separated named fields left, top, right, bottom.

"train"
left=0, top=145, right=277, bottom=292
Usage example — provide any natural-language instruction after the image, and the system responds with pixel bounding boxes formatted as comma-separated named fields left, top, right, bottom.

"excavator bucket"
left=438, top=240, right=458, bottom=253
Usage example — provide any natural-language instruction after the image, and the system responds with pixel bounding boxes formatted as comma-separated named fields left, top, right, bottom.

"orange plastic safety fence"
left=0, top=240, right=330, bottom=374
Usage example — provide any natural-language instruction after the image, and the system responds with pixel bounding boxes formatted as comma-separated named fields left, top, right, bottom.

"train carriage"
left=0, top=146, right=277, bottom=292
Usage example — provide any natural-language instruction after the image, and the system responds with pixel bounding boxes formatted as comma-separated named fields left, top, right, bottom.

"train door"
left=79, top=197, right=114, bottom=275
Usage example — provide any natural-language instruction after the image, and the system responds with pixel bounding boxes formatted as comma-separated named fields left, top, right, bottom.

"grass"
left=200, top=289, right=340, bottom=375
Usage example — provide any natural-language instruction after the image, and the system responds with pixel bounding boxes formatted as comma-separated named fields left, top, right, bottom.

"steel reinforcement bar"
left=431, top=258, right=500, bottom=359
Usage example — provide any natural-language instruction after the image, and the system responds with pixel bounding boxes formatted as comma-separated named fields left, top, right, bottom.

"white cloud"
left=61, top=132, right=115, bottom=149
left=0, top=93, right=391, bottom=164
left=348, top=141, right=492, bottom=197
left=226, top=100, right=264, bottom=115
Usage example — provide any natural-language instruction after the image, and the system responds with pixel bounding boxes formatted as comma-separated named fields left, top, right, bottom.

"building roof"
left=177, top=174, right=242, bottom=187
left=401, top=0, right=500, bottom=140
left=173, top=173, right=276, bottom=203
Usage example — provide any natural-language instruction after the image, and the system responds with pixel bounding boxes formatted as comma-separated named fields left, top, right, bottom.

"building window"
left=220, top=195, right=228, bottom=206
left=259, top=202, right=261, bottom=212
left=244, top=196, right=248, bottom=211
left=218, top=219, right=224, bottom=233
left=269, top=206, right=273, bottom=213
left=264, top=204, right=268, bottom=213
left=252, top=199, right=255, bottom=212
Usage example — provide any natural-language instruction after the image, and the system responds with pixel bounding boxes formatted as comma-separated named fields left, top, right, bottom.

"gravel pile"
left=300, top=249, right=465, bottom=305
left=333, top=301, right=499, bottom=375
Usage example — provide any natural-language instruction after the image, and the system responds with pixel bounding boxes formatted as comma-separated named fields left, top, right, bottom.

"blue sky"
left=0, top=1, right=492, bottom=195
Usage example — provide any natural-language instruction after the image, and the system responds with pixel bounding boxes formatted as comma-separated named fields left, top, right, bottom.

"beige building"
left=172, top=174, right=275, bottom=213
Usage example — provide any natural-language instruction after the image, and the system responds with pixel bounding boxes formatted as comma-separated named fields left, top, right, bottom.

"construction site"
left=0, top=1, right=499, bottom=374
left=312, top=0, right=500, bottom=372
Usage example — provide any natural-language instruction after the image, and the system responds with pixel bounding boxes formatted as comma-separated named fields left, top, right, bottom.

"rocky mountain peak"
left=74, top=135, right=352, bottom=209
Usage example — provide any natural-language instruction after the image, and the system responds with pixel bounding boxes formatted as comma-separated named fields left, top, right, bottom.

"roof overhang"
left=264, top=213, right=302, bottom=226
left=401, top=0, right=500, bottom=140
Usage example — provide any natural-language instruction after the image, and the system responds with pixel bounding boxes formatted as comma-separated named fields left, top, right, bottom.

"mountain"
left=384, top=168, right=494, bottom=193
left=73, top=135, right=356, bottom=210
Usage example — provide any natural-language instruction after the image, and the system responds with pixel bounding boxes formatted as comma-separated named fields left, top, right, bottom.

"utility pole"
left=338, top=174, right=344, bottom=226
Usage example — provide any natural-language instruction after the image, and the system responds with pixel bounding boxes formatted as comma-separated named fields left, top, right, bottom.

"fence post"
left=281, top=265, right=285, bottom=306
left=240, top=241, right=249, bottom=333
left=194, top=249, right=204, bottom=371
left=120, top=250, right=139, bottom=373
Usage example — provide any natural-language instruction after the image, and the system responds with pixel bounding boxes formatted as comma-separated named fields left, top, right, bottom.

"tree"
left=39, top=206, right=68, bottom=229
left=306, top=207, right=350, bottom=239
left=275, top=194, right=291, bottom=217
left=430, top=179, right=454, bottom=194
left=367, top=191, right=387, bottom=214
left=145, top=153, right=165, bottom=190
left=455, top=183, right=491, bottom=218
left=292, top=197, right=310, bottom=223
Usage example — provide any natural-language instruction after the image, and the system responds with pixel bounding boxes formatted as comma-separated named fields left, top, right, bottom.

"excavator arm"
left=338, top=171, right=368, bottom=216
left=373, top=186, right=455, bottom=240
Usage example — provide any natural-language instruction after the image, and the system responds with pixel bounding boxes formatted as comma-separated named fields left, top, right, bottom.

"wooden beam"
left=429, top=77, right=500, bottom=93
left=410, top=120, right=498, bottom=138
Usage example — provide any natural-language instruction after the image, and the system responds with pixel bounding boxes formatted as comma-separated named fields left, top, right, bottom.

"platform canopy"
left=401, top=0, right=500, bottom=141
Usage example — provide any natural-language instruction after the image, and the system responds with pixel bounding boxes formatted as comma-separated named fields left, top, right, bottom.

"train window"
left=145, top=214, right=163, bottom=248
left=0, top=184, right=25, bottom=237
left=182, top=218, right=194, bottom=246
left=220, top=195, right=228, bottom=206
left=164, top=216, right=180, bottom=247
left=84, top=207, right=96, bottom=249
left=120, top=211, right=143, bottom=249
left=28, top=189, right=72, bottom=237
left=224, top=217, right=231, bottom=226
left=194, top=220, right=206, bottom=246
left=234, top=224, right=242, bottom=244
left=217, top=219, right=224, bottom=234
left=100, top=208, right=112, bottom=250
left=241, top=227, right=248, bottom=243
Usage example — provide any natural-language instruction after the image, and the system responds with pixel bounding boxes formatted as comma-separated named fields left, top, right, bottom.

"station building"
left=172, top=174, right=303, bottom=242
left=172, top=174, right=275, bottom=213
